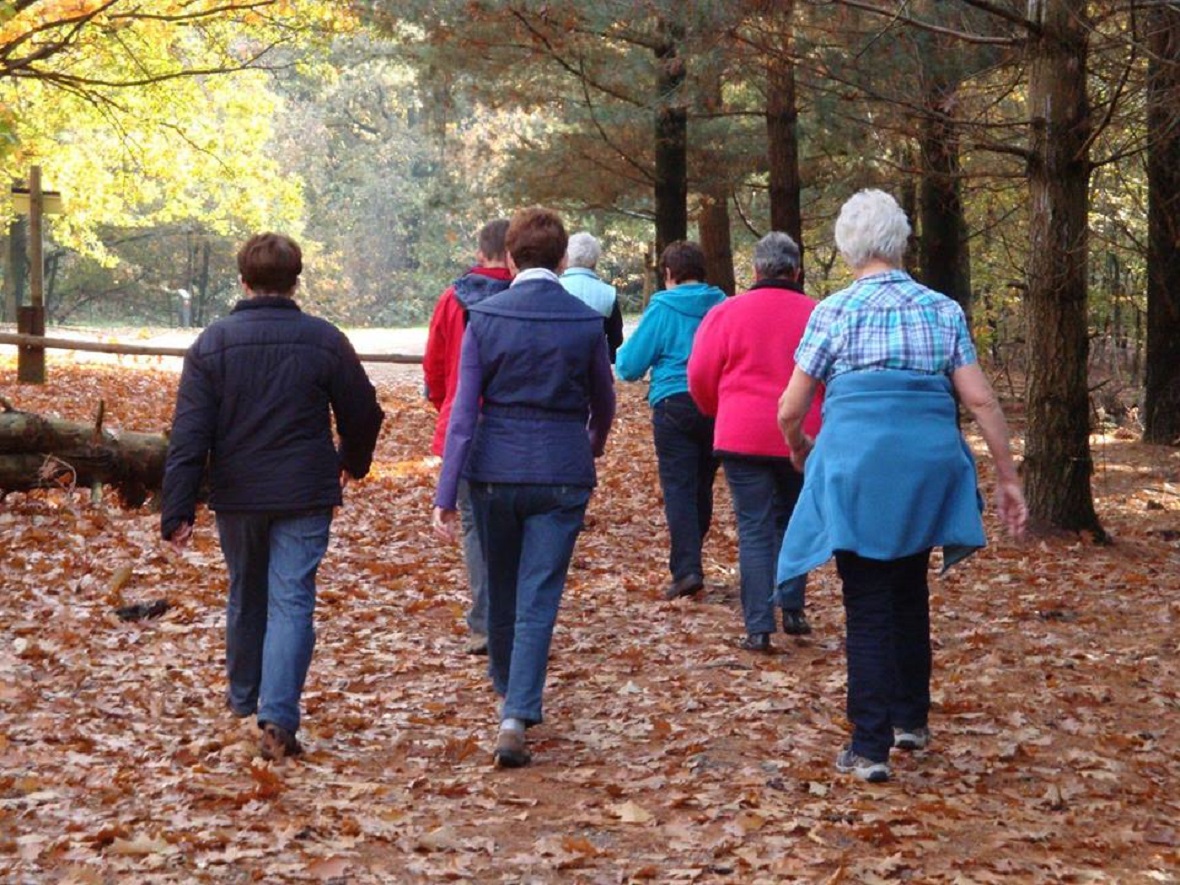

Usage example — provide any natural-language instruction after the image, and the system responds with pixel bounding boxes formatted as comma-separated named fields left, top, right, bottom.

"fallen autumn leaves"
left=1, top=361, right=1177, bottom=883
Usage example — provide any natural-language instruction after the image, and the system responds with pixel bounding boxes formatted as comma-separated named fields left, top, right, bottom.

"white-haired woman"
left=776, top=189, right=1027, bottom=782
left=560, top=231, right=624, bottom=361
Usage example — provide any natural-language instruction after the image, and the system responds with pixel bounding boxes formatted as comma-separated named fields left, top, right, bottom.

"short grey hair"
left=566, top=231, right=602, bottom=269
left=753, top=231, right=801, bottom=280
left=834, top=189, right=911, bottom=270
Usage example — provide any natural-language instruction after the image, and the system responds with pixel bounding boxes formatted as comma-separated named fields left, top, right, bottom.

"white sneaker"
left=893, top=726, right=930, bottom=751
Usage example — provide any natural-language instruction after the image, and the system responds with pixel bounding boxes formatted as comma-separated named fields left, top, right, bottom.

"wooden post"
left=17, top=166, right=46, bottom=384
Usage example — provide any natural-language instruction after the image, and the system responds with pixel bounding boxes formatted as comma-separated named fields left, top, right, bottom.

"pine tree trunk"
left=699, top=194, right=735, bottom=296
left=698, top=63, right=735, bottom=296
left=654, top=19, right=689, bottom=267
left=1024, top=0, right=1104, bottom=536
left=0, top=406, right=169, bottom=507
left=1144, top=5, right=1180, bottom=445
left=919, top=78, right=972, bottom=320
left=765, top=4, right=803, bottom=265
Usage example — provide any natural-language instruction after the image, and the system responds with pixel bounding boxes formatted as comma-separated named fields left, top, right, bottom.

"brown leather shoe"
left=663, top=573, right=704, bottom=600
left=259, top=722, right=302, bottom=761
left=493, top=729, right=531, bottom=768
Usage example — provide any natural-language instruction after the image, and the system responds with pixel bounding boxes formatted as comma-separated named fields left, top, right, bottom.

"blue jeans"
left=722, top=457, right=807, bottom=634
left=835, top=549, right=932, bottom=762
left=216, top=510, right=332, bottom=734
left=470, top=482, right=590, bottom=726
left=651, top=393, right=718, bottom=582
left=457, top=479, right=488, bottom=636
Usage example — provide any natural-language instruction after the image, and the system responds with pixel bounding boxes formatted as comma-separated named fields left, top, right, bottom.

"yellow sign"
left=12, top=189, right=64, bottom=215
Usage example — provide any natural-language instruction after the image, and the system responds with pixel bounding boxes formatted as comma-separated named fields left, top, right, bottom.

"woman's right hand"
left=789, top=434, right=814, bottom=473
left=432, top=507, right=459, bottom=541
left=994, top=478, right=1028, bottom=539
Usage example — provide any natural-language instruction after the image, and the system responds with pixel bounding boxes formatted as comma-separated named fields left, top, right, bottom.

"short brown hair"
left=660, top=240, right=706, bottom=284
left=237, top=233, right=302, bottom=295
left=477, top=219, right=510, bottom=263
left=505, top=207, right=568, bottom=272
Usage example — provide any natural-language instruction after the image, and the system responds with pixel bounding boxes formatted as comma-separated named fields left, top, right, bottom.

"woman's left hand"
left=432, top=507, right=459, bottom=541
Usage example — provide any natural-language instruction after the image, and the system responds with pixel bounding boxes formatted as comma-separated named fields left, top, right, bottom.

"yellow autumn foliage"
left=0, top=0, right=356, bottom=261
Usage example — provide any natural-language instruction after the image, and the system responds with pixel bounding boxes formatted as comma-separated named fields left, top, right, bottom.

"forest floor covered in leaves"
left=1, top=359, right=1178, bottom=883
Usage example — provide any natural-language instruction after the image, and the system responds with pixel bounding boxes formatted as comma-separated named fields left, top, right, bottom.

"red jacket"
left=688, top=279, right=823, bottom=458
left=423, top=266, right=513, bottom=455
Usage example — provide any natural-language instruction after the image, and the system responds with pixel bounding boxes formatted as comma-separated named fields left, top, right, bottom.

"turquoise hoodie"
left=616, top=282, right=727, bottom=405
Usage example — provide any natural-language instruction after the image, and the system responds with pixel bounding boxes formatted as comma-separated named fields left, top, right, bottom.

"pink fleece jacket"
left=687, top=280, right=824, bottom=458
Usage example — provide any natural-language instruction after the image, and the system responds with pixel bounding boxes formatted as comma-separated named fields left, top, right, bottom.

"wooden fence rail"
left=0, top=331, right=423, bottom=365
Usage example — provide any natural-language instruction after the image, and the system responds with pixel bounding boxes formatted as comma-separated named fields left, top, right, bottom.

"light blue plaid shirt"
left=794, top=270, right=977, bottom=384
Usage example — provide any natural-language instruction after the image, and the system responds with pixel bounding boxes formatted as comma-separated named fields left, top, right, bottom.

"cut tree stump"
left=0, top=396, right=169, bottom=507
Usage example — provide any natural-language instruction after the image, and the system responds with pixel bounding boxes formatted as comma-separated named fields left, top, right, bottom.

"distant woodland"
left=1, top=1, right=1178, bottom=532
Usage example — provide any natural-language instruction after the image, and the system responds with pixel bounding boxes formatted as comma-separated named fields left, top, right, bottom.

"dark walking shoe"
left=740, top=632, right=771, bottom=652
left=259, top=722, right=302, bottom=761
left=836, top=747, right=890, bottom=782
left=782, top=609, right=812, bottom=635
left=664, top=573, right=704, bottom=600
left=493, top=729, right=531, bottom=769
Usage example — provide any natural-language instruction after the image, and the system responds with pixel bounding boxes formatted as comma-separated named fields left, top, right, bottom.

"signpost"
left=13, top=167, right=62, bottom=384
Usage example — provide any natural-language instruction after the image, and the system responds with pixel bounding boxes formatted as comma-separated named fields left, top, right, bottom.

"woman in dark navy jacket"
left=433, top=207, right=616, bottom=769
left=162, top=233, right=383, bottom=762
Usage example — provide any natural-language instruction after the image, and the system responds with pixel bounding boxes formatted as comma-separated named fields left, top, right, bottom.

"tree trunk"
left=919, top=77, right=972, bottom=320
left=0, top=403, right=169, bottom=507
left=699, top=193, right=735, bottom=296
left=697, top=62, right=735, bottom=296
left=898, top=145, right=920, bottom=277
left=4, top=214, right=27, bottom=324
left=1144, top=5, right=1180, bottom=445
left=196, top=240, right=211, bottom=328
left=1024, top=0, right=1103, bottom=536
left=654, top=18, right=689, bottom=272
left=765, top=3, right=803, bottom=266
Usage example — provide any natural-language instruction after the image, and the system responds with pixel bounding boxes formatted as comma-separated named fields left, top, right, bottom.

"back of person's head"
left=238, top=233, right=302, bottom=295
left=661, top=240, right=707, bottom=284
left=753, top=231, right=801, bottom=280
left=506, top=207, right=568, bottom=272
left=478, top=219, right=510, bottom=263
left=834, top=189, right=911, bottom=270
left=566, top=232, right=602, bottom=269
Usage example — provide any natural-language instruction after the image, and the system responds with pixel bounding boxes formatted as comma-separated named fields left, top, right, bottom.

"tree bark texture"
left=4, top=214, right=27, bottom=324
left=1145, top=5, right=1180, bottom=445
left=654, top=19, right=689, bottom=267
left=698, top=193, right=735, bottom=296
left=0, top=406, right=168, bottom=507
left=1024, top=0, right=1103, bottom=535
left=765, top=4, right=803, bottom=265
left=697, top=63, right=735, bottom=296
left=919, top=78, right=972, bottom=320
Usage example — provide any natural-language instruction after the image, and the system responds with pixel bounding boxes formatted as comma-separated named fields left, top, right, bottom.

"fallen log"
left=0, top=397, right=168, bottom=507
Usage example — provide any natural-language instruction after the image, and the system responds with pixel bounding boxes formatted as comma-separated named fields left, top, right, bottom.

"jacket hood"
left=650, top=281, right=727, bottom=317
left=453, top=267, right=512, bottom=308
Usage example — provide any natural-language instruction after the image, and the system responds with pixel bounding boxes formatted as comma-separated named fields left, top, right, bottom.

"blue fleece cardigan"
left=776, top=369, right=986, bottom=584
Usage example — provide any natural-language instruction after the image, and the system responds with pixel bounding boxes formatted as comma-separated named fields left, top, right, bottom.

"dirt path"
left=0, top=362, right=1177, bottom=883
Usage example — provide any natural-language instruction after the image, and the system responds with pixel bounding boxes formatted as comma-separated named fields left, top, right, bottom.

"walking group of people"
left=161, top=190, right=1027, bottom=783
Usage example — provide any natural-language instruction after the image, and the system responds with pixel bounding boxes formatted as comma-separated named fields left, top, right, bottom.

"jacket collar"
left=232, top=295, right=301, bottom=313
left=511, top=267, right=561, bottom=287
left=748, top=277, right=806, bottom=295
